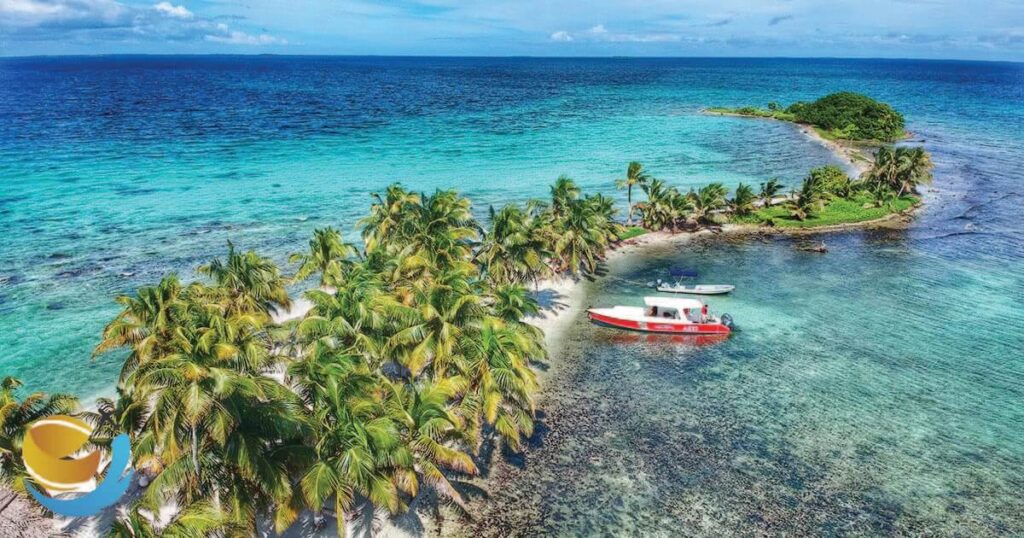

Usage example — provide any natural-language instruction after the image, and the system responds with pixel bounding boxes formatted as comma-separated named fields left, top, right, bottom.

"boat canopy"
left=643, top=296, right=704, bottom=310
left=669, top=267, right=699, bottom=278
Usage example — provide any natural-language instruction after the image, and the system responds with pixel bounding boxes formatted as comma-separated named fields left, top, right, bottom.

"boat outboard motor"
left=721, top=313, right=735, bottom=329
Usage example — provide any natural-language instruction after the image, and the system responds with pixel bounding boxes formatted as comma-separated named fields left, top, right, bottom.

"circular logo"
left=23, top=415, right=101, bottom=492
left=22, top=415, right=133, bottom=517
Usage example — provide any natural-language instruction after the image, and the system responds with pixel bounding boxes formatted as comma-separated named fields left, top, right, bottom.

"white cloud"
left=549, top=30, right=572, bottom=42
left=205, top=30, right=286, bottom=45
left=0, top=0, right=63, bottom=17
left=550, top=23, right=683, bottom=44
left=153, top=1, right=192, bottom=19
left=0, top=0, right=127, bottom=28
left=0, top=0, right=285, bottom=47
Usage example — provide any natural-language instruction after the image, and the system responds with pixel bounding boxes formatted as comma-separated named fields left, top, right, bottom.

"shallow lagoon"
left=456, top=224, right=1024, bottom=535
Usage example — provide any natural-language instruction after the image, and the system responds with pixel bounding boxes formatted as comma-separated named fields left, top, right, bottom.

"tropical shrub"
left=789, top=92, right=905, bottom=142
left=807, top=165, right=854, bottom=198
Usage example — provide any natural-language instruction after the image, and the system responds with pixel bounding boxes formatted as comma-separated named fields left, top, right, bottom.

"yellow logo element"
left=22, top=415, right=102, bottom=492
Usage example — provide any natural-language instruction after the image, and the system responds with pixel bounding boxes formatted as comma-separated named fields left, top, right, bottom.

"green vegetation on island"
left=708, top=92, right=907, bottom=142
left=0, top=151, right=932, bottom=535
left=628, top=147, right=931, bottom=231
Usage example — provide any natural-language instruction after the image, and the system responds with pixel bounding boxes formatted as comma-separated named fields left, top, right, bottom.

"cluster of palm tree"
left=625, top=146, right=931, bottom=228
left=479, top=175, right=622, bottom=282
left=0, top=178, right=623, bottom=536
left=634, top=177, right=730, bottom=231
left=865, top=146, right=933, bottom=199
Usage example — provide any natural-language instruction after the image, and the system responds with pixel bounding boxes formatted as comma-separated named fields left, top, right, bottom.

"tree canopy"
left=787, top=92, right=905, bottom=142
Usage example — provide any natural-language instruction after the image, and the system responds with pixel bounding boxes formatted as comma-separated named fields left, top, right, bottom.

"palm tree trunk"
left=191, top=423, right=199, bottom=475
left=626, top=185, right=633, bottom=225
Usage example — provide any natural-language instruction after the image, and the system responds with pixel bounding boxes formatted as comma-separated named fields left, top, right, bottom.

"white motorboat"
left=655, top=283, right=735, bottom=295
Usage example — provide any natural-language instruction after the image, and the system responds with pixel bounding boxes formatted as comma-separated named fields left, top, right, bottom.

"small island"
left=707, top=91, right=908, bottom=143
left=695, top=92, right=930, bottom=230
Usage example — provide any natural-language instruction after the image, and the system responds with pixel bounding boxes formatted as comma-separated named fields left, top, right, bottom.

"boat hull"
left=656, top=285, right=735, bottom=295
left=588, top=310, right=731, bottom=335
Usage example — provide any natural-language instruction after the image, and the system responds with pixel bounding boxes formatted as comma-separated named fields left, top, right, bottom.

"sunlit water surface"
left=1, top=57, right=1022, bottom=535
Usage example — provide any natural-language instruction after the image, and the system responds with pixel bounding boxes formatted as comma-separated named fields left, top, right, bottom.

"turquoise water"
left=2, top=57, right=1023, bottom=534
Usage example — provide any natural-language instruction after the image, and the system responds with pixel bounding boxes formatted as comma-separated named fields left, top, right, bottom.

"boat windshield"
left=648, top=306, right=680, bottom=319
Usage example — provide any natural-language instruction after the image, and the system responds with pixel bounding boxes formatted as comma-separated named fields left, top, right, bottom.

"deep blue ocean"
left=1, top=56, right=1023, bottom=535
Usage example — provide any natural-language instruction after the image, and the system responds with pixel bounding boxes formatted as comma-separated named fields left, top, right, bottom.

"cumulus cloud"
left=549, top=30, right=572, bottom=42
left=0, top=0, right=129, bottom=29
left=205, top=25, right=285, bottom=45
left=550, top=23, right=684, bottom=44
left=0, top=0, right=283, bottom=46
left=153, top=1, right=192, bottom=19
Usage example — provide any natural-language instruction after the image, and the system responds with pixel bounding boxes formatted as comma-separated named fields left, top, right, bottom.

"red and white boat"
left=587, top=296, right=734, bottom=335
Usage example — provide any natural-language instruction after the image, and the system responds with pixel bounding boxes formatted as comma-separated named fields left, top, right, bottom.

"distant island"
left=707, top=91, right=908, bottom=143
left=698, top=92, right=930, bottom=229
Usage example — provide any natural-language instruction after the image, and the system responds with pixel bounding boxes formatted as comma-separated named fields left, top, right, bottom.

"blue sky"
left=2, top=0, right=1023, bottom=60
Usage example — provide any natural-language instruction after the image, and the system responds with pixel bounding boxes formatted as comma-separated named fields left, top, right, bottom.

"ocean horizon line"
left=2, top=53, right=1022, bottom=65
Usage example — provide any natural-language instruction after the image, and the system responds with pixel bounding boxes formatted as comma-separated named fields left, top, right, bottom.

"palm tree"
left=289, top=227, right=357, bottom=288
left=758, top=178, right=784, bottom=205
left=686, top=183, right=729, bottom=226
left=786, top=174, right=824, bottom=221
left=729, top=183, right=757, bottom=216
left=461, top=318, right=540, bottom=452
left=895, top=146, right=933, bottom=196
left=0, top=377, right=80, bottom=491
left=552, top=197, right=608, bottom=275
left=387, top=267, right=485, bottom=378
left=93, top=274, right=184, bottom=380
left=87, top=383, right=159, bottom=475
left=137, top=300, right=308, bottom=533
left=411, top=189, right=481, bottom=271
left=358, top=184, right=422, bottom=256
left=868, top=181, right=899, bottom=209
left=489, top=284, right=541, bottom=324
left=615, top=161, right=651, bottom=225
left=549, top=175, right=581, bottom=219
left=477, top=204, right=552, bottom=287
left=638, top=179, right=686, bottom=232
left=106, top=501, right=237, bottom=537
left=384, top=379, right=477, bottom=508
left=585, top=193, right=624, bottom=245
left=198, top=242, right=291, bottom=318
left=290, top=347, right=408, bottom=533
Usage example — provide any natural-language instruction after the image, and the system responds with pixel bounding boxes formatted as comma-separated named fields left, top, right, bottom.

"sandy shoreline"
left=520, top=199, right=917, bottom=350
